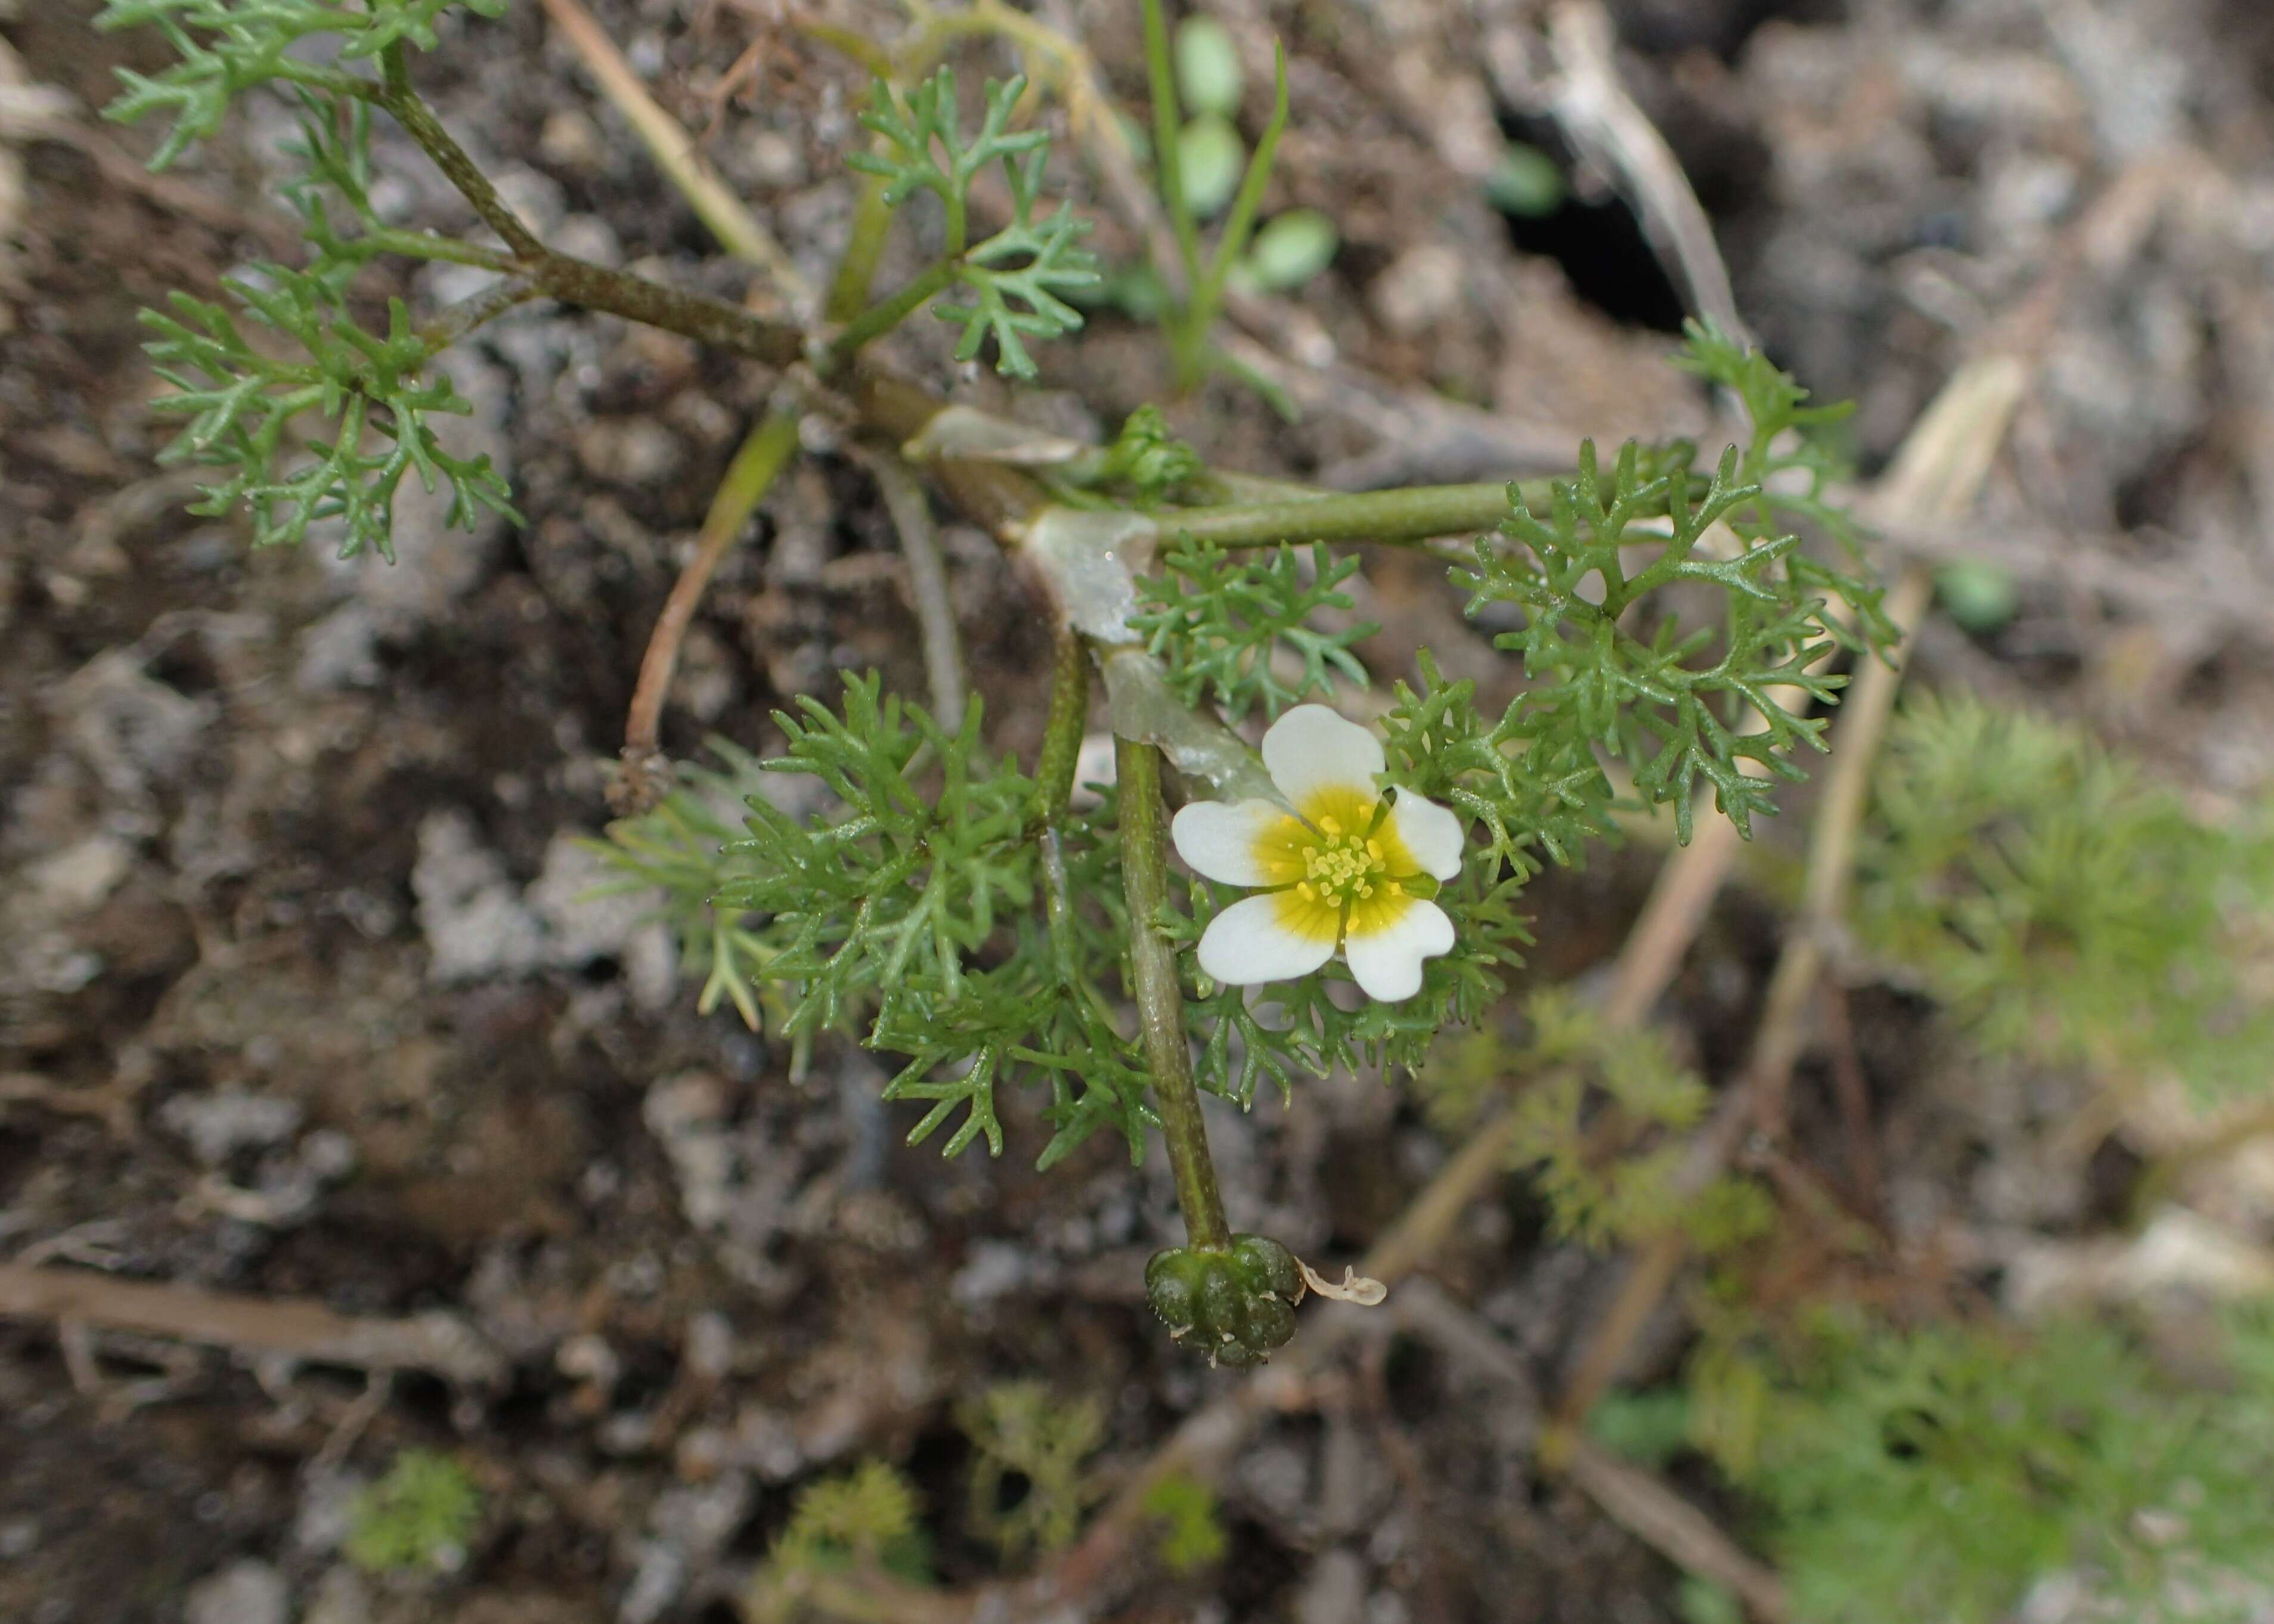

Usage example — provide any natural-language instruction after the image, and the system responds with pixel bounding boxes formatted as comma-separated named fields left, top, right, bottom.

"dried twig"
left=0, top=1265, right=507, bottom=1387
left=1569, top=1442, right=1788, bottom=1622
left=1554, top=153, right=2199, bottom=1429
left=850, top=444, right=967, bottom=728
left=1817, top=980, right=1883, bottom=1222
left=0, top=55, right=301, bottom=252
left=1751, top=358, right=2028, bottom=1141
left=537, top=0, right=811, bottom=311
left=615, top=403, right=804, bottom=813
left=0, top=1070, right=141, bottom=1137
left=1534, top=1, right=1749, bottom=346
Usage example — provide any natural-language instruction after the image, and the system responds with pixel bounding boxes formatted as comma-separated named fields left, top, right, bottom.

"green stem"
left=363, top=227, right=519, bottom=272
left=943, top=186, right=968, bottom=261
left=1037, top=625, right=1090, bottom=822
left=828, top=173, right=898, bottom=324
left=1116, top=736, right=1231, bottom=1253
left=1139, top=0, right=1202, bottom=293
left=1170, top=481, right=1545, bottom=549
left=1037, top=627, right=1090, bottom=991
left=829, top=259, right=961, bottom=368
left=1197, top=48, right=1289, bottom=317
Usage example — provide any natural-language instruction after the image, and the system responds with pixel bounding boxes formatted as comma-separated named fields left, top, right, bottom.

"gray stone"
left=412, top=810, right=546, bottom=983
left=184, top=1560, right=289, bottom=1624
left=159, top=1090, right=304, bottom=1166
left=1293, top=1549, right=1367, bottom=1624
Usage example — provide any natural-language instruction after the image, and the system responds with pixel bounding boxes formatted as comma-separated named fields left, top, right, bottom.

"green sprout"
left=1141, top=1472, right=1229, bottom=1574
left=343, top=1451, right=483, bottom=1576
left=960, top=1383, right=1107, bottom=1559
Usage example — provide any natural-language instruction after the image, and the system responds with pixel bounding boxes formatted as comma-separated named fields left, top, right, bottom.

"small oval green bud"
left=1935, top=560, right=2019, bottom=636
left=1178, top=114, right=1245, bottom=219
left=1175, top=17, right=1246, bottom=119
left=1485, top=141, right=1566, bottom=218
left=1229, top=1233, right=1302, bottom=1301
left=1145, top=1249, right=1203, bottom=1332
left=1244, top=209, right=1339, bottom=291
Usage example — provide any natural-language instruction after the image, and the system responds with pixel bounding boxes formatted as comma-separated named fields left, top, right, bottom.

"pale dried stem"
left=0, top=1264, right=506, bottom=1386
left=1539, top=1, right=1748, bottom=347
left=851, top=444, right=967, bottom=727
left=1569, top=1442, right=1789, bottom=1622
left=537, top=0, right=811, bottom=309
left=0, top=1070, right=142, bottom=1138
left=616, top=403, right=803, bottom=811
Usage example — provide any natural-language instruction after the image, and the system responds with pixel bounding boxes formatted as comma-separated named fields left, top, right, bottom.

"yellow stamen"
left=1251, top=788, right=1430, bottom=942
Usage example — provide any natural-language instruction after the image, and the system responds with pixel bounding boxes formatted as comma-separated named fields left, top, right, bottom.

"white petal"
left=1196, top=892, right=1337, bottom=987
left=1172, top=799, right=1307, bottom=887
left=1262, top=703, right=1384, bottom=810
left=1343, top=899, right=1454, bottom=1003
left=1388, top=789, right=1466, bottom=881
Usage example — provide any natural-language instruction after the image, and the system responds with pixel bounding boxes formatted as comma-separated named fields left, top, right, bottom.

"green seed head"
left=1145, top=1234, right=1303, bottom=1366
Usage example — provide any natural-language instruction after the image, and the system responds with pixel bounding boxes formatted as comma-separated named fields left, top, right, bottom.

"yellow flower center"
left=1251, top=791, right=1422, bottom=946
left=1294, top=819, right=1390, bottom=907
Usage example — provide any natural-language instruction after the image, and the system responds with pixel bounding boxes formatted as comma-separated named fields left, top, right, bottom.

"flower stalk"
left=1116, top=735, right=1231, bottom=1253
left=1037, top=634, right=1088, bottom=993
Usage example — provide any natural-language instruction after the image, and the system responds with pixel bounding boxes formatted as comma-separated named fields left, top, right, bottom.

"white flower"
left=1170, top=704, right=1466, bottom=1003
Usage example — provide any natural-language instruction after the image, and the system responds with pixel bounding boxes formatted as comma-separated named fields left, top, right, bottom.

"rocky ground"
left=6, top=0, right=2274, bottom=1620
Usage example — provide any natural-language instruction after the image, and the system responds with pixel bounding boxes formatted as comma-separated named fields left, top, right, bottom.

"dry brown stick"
left=849, top=444, right=967, bottom=728
left=1601, top=814, right=1745, bottom=1028
left=0, top=1264, right=507, bottom=1387
left=1567, top=1442, right=1788, bottom=1622
left=1538, top=1, right=1748, bottom=346
left=1817, top=980, right=1883, bottom=1222
left=1540, top=154, right=2191, bottom=1442
left=537, top=0, right=810, bottom=311
left=615, top=402, right=804, bottom=811
left=0, top=42, right=299, bottom=256
left=1752, top=356, right=2028, bottom=1139
left=0, top=1071, right=140, bottom=1137
left=1740, top=560, right=1931, bottom=1143
left=537, top=0, right=830, bottom=809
